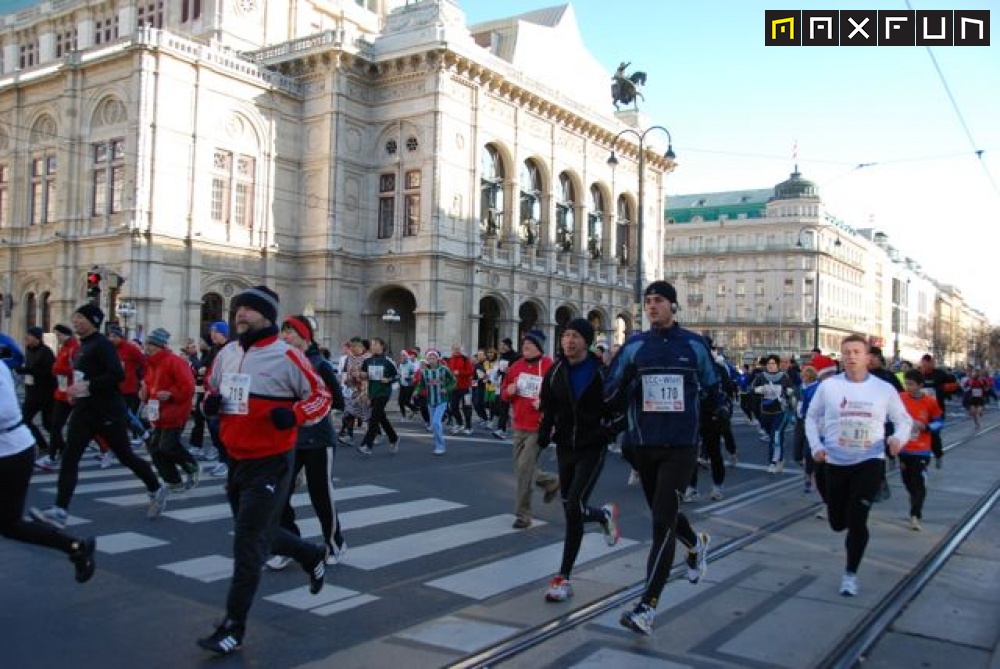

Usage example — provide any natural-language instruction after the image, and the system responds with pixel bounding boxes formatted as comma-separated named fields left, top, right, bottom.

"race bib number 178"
left=642, top=374, right=684, bottom=412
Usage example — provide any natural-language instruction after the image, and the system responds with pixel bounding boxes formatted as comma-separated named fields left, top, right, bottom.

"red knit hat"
left=810, top=354, right=837, bottom=379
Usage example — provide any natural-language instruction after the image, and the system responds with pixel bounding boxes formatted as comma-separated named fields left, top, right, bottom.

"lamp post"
left=797, top=227, right=840, bottom=352
left=116, top=300, right=136, bottom=339
left=608, top=126, right=675, bottom=332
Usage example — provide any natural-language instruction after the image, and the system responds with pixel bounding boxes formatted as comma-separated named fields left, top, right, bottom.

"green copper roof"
left=666, top=188, right=771, bottom=223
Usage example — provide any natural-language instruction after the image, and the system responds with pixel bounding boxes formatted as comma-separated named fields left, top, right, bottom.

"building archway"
left=370, top=285, right=417, bottom=356
left=517, top=301, right=543, bottom=348
left=478, top=295, right=506, bottom=350
left=554, top=305, right=577, bottom=345
left=201, top=292, right=224, bottom=336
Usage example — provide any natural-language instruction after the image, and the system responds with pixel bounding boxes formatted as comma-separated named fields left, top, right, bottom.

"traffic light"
left=111, top=273, right=126, bottom=289
left=86, top=268, right=102, bottom=303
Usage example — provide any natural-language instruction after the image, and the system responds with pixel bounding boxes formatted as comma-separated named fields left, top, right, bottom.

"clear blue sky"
left=461, top=0, right=1000, bottom=323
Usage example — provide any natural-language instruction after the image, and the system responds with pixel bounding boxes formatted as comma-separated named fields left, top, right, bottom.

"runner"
left=898, top=369, right=944, bottom=531
left=357, top=337, right=399, bottom=456
left=0, top=363, right=96, bottom=584
left=198, top=286, right=331, bottom=655
left=537, top=318, right=620, bottom=602
left=18, top=326, right=56, bottom=458
left=604, top=280, right=721, bottom=635
left=918, top=354, right=958, bottom=468
left=750, top=354, right=795, bottom=474
left=36, top=324, right=79, bottom=471
left=413, top=349, right=454, bottom=455
left=31, top=304, right=168, bottom=529
left=805, top=334, right=913, bottom=597
left=963, top=368, right=989, bottom=431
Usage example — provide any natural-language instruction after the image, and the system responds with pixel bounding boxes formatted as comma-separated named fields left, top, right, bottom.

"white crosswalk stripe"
left=30, top=454, right=629, bottom=618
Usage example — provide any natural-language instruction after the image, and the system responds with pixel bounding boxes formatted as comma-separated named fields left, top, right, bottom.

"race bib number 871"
left=642, top=374, right=684, bottom=412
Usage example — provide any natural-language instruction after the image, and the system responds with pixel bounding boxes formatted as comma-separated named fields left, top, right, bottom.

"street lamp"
left=116, top=300, right=136, bottom=339
left=607, top=126, right=676, bottom=331
left=797, top=227, right=840, bottom=352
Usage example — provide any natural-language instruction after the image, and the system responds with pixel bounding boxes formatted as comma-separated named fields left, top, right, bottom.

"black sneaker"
left=70, top=537, right=96, bottom=584
left=305, top=546, right=326, bottom=594
left=197, top=620, right=244, bottom=655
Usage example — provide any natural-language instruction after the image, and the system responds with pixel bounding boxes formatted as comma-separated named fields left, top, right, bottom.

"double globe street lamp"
left=607, top=126, right=676, bottom=331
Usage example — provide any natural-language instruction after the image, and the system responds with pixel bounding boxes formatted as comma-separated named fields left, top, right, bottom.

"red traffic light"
left=87, top=271, right=101, bottom=287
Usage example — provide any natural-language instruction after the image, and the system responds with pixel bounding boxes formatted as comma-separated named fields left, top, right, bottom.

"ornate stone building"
left=0, top=0, right=674, bottom=353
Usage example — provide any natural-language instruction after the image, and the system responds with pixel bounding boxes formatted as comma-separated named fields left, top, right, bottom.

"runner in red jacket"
left=140, top=328, right=200, bottom=490
left=447, top=344, right=475, bottom=434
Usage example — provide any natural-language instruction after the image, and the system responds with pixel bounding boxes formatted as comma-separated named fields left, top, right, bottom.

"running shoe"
left=909, top=516, right=922, bottom=532
left=389, top=440, right=399, bottom=455
left=627, top=469, right=641, bottom=486
left=210, top=462, right=228, bottom=477
left=542, top=480, right=560, bottom=504
left=70, top=537, right=97, bottom=583
left=185, top=464, right=201, bottom=490
left=686, top=532, right=710, bottom=584
left=305, top=547, right=326, bottom=594
left=619, top=602, right=655, bottom=635
left=35, top=455, right=59, bottom=471
left=766, top=463, right=777, bottom=474
left=99, top=452, right=116, bottom=469
left=265, top=555, right=293, bottom=571
left=544, top=575, right=573, bottom=602
left=356, top=445, right=373, bottom=457
left=147, top=486, right=168, bottom=519
left=432, top=447, right=446, bottom=456
left=601, top=503, right=621, bottom=547
left=462, top=428, right=474, bottom=436
left=683, top=487, right=700, bottom=502
left=326, top=538, right=347, bottom=565
left=840, top=572, right=859, bottom=597
left=30, top=505, right=68, bottom=530
left=491, top=429, right=507, bottom=440
left=197, top=620, right=244, bottom=656
left=710, top=486, right=724, bottom=501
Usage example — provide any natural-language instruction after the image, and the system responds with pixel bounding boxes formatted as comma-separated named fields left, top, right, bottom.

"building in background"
left=664, top=168, right=989, bottom=367
left=0, top=0, right=674, bottom=352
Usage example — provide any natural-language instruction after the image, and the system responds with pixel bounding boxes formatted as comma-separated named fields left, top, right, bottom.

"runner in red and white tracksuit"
left=198, top=285, right=331, bottom=656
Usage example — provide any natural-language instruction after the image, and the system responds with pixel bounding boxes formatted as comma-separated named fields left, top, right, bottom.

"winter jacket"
left=142, top=348, right=196, bottom=429
left=114, top=338, right=145, bottom=396
left=72, top=332, right=127, bottom=415
left=447, top=353, right=475, bottom=391
left=537, top=353, right=613, bottom=452
left=500, top=355, right=552, bottom=432
left=206, top=326, right=331, bottom=460
left=18, top=342, right=56, bottom=400
left=296, top=344, right=344, bottom=450
left=603, top=324, right=722, bottom=448
left=52, top=336, right=80, bottom=403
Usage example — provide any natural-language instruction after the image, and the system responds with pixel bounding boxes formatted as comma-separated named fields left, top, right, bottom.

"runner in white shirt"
left=805, top=334, right=913, bottom=597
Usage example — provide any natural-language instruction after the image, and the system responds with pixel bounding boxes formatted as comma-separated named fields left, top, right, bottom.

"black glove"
left=537, top=433, right=551, bottom=450
left=713, top=405, right=732, bottom=423
left=202, top=394, right=222, bottom=417
left=270, top=407, right=297, bottom=431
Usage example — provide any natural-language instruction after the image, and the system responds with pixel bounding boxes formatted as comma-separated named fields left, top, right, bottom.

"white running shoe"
left=265, top=555, right=293, bottom=571
left=840, top=572, right=859, bottom=597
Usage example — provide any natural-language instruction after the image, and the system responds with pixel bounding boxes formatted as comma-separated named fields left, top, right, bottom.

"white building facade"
left=0, top=0, right=674, bottom=353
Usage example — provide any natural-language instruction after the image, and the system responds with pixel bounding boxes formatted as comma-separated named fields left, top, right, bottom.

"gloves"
left=713, top=405, right=732, bottom=423
left=202, top=394, right=222, bottom=416
left=270, top=407, right=297, bottom=431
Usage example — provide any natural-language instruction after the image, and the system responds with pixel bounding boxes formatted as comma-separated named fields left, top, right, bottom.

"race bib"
left=368, top=365, right=384, bottom=382
left=642, top=374, right=685, bottom=412
left=972, top=388, right=983, bottom=398
left=220, top=373, right=252, bottom=415
left=146, top=399, right=160, bottom=422
left=516, top=373, right=542, bottom=398
left=73, top=370, right=90, bottom=398
left=23, top=374, right=34, bottom=386
left=838, top=418, right=873, bottom=448
left=57, top=375, right=68, bottom=391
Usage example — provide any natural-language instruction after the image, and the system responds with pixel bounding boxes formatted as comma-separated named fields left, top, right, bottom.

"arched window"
left=616, top=195, right=632, bottom=264
left=201, top=292, right=224, bottom=335
left=555, top=173, right=575, bottom=253
left=41, top=291, right=51, bottom=331
left=588, top=185, right=604, bottom=260
left=480, top=145, right=505, bottom=237
left=24, top=292, right=37, bottom=329
left=519, top=160, right=542, bottom=245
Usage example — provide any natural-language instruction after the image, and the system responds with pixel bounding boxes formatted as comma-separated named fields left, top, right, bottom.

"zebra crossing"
left=27, top=451, right=638, bottom=619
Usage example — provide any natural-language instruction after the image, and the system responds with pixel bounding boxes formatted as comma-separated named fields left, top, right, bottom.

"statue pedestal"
left=614, top=109, right=651, bottom=129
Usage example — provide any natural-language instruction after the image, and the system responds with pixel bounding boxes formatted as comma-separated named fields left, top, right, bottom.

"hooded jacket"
left=142, top=347, right=196, bottom=429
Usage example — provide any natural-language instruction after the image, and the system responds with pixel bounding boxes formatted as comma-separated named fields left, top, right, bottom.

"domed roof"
left=772, top=166, right=819, bottom=200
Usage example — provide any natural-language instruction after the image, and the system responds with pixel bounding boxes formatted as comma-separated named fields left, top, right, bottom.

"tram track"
left=447, top=421, right=998, bottom=669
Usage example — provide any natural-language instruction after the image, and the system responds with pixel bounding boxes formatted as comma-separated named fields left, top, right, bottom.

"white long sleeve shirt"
left=805, top=372, right=913, bottom=466
left=0, top=364, right=35, bottom=458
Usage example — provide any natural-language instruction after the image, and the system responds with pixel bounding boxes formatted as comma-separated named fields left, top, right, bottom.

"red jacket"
left=115, top=339, right=146, bottom=395
left=899, top=391, right=942, bottom=456
left=206, top=333, right=331, bottom=460
left=52, top=337, right=80, bottom=403
left=447, top=353, right=475, bottom=391
left=499, top=355, right=552, bottom=432
left=142, top=348, right=195, bottom=429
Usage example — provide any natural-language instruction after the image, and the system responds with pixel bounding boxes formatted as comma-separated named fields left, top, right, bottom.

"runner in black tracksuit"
left=537, top=319, right=620, bottom=602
